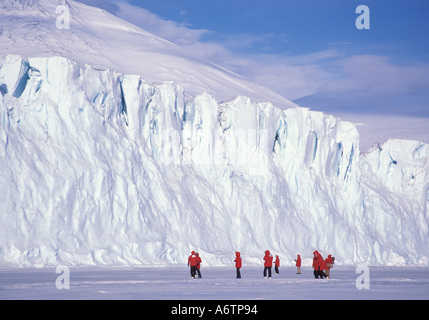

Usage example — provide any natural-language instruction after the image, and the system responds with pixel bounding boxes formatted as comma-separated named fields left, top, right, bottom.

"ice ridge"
left=0, top=54, right=428, bottom=267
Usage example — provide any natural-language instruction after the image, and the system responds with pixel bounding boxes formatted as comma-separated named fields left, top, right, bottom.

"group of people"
left=312, top=250, right=335, bottom=279
left=261, top=250, right=281, bottom=278
left=187, top=250, right=335, bottom=279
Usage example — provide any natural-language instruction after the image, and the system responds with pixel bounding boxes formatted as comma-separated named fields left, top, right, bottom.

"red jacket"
left=234, top=252, right=242, bottom=268
left=295, top=255, right=301, bottom=267
left=274, top=255, right=280, bottom=267
left=325, top=255, right=333, bottom=268
left=263, top=250, right=273, bottom=267
left=312, top=251, right=325, bottom=270
left=188, top=251, right=198, bottom=267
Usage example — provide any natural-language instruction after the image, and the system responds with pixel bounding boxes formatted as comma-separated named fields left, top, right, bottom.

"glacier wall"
left=0, top=54, right=428, bottom=267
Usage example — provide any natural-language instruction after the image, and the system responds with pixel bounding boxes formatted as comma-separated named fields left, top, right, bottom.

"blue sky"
left=77, top=0, right=429, bottom=118
left=131, top=0, right=428, bottom=59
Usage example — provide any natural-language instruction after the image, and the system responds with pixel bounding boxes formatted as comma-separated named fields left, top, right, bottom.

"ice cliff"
left=1, top=55, right=428, bottom=267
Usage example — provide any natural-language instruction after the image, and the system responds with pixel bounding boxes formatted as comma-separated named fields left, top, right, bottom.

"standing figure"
left=196, top=252, right=202, bottom=278
left=263, top=250, right=273, bottom=278
left=295, top=254, right=301, bottom=274
left=274, top=255, right=280, bottom=275
left=188, top=251, right=198, bottom=278
left=234, top=252, right=242, bottom=279
left=312, top=250, right=327, bottom=279
left=324, top=254, right=335, bottom=279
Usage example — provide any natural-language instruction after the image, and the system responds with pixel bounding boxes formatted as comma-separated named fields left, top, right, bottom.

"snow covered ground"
left=1, top=266, right=428, bottom=300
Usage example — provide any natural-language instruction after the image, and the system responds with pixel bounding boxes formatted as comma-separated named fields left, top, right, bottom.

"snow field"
left=1, top=266, right=428, bottom=300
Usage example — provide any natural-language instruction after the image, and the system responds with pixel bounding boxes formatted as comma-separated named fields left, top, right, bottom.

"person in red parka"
left=274, top=255, right=280, bottom=275
left=234, top=252, right=242, bottom=279
left=294, top=254, right=301, bottom=274
left=263, top=250, right=273, bottom=278
left=188, top=251, right=198, bottom=278
left=312, top=250, right=327, bottom=279
left=325, top=254, right=335, bottom=279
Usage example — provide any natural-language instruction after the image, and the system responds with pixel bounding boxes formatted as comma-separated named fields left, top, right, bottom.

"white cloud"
left=297, top=55, right=429, bottom=116
left=114, top=1, right=210, bottom=46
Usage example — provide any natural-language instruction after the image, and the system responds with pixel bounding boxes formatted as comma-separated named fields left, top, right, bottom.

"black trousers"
left=314, top=267, right=327, bottom=279
left=236, top=268, right=241, bottom=278
left=263, top=267, right=272, bottom=278
left=275, top=266, right=279, bottom=274
left=190, top=266, right=197, bottom=278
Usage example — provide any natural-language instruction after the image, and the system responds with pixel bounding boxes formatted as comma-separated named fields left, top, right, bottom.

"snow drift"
left=1, top=54, right=428, bottom=267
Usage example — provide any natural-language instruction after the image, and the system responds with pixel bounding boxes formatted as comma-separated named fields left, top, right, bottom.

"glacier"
left=0, top=54, right=428, bottom=267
